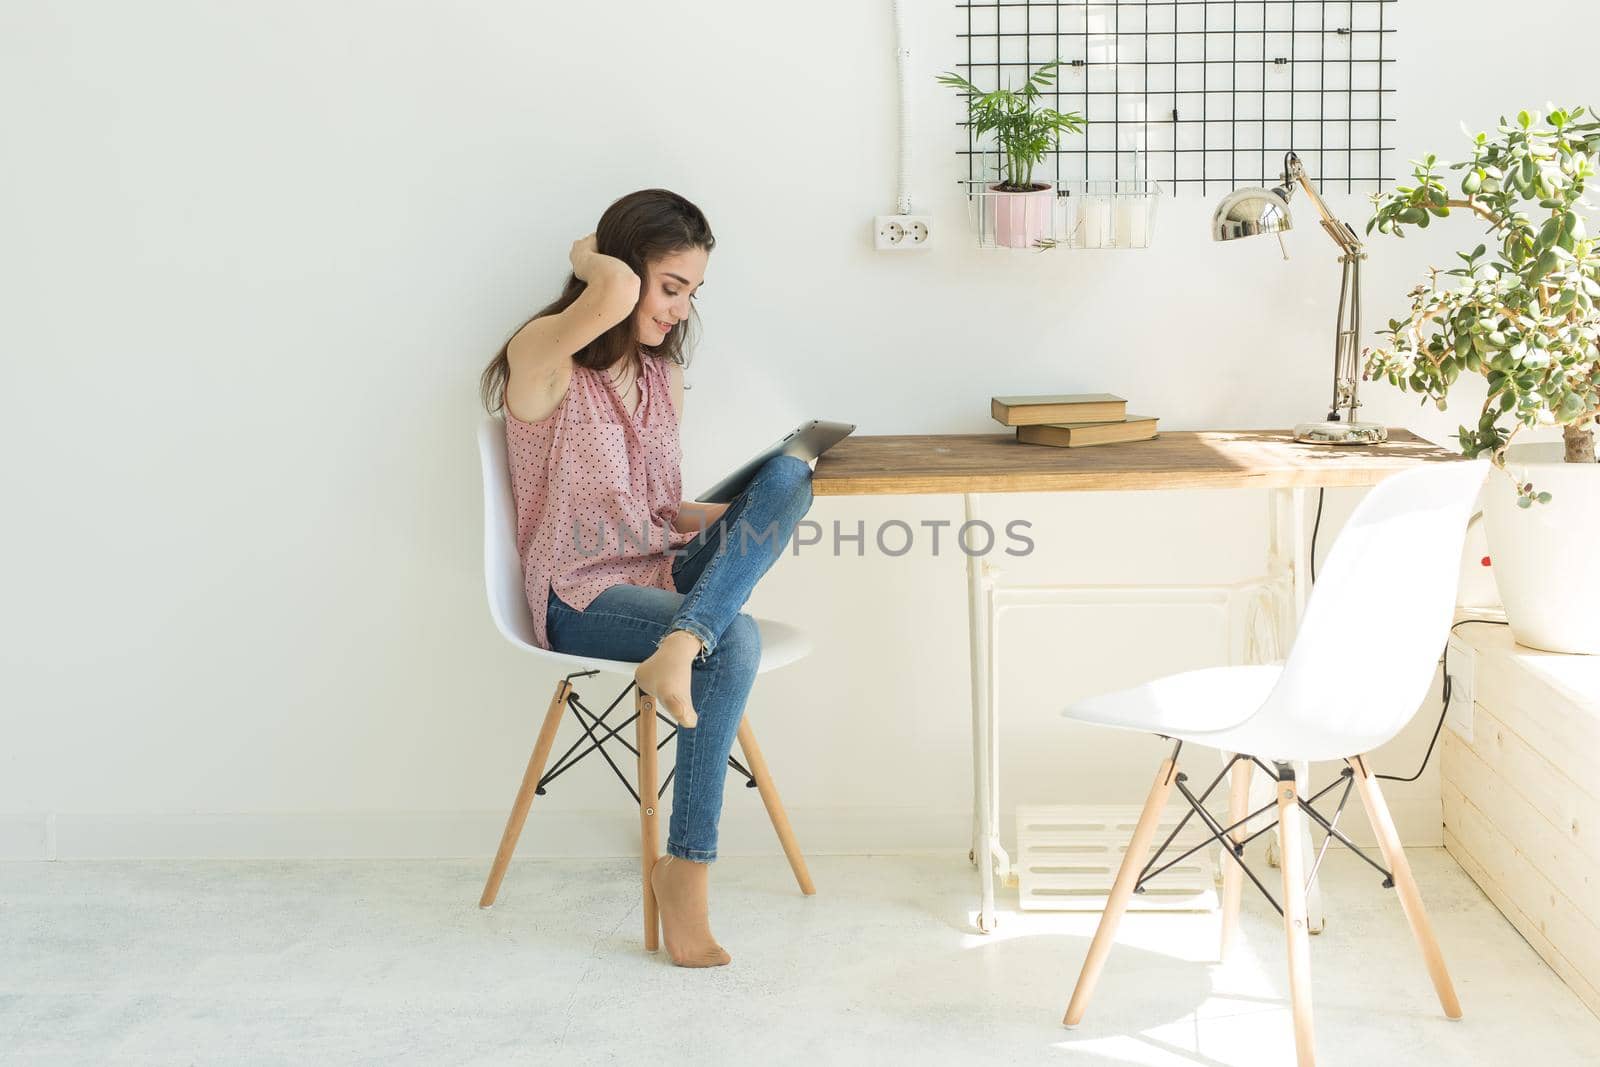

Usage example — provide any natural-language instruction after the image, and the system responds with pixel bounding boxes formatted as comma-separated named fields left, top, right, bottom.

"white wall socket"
left=1444, top=633, right=1475, bottom=742
left=874, top=214, right=932, bottom=251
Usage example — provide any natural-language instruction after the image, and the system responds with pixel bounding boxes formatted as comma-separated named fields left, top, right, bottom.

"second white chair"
left=1059, top=459, right=1488, bottom=1067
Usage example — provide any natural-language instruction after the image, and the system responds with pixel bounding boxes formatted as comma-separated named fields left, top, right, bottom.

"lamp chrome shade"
left=1211, top=186, right=1294, bottom=241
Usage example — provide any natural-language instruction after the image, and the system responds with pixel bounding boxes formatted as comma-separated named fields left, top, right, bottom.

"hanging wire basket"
left=963, top=178, right=1162, bottom=251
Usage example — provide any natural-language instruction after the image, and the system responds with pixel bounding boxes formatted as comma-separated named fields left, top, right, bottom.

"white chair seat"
left=510, top=616, right=812, bottom=677
left=1062, top=664, right=1283, bottom=750
left=1064, top=461, right=1493, bottom=764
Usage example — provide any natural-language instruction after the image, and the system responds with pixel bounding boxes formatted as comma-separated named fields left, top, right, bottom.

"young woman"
left=480, top=189, right=814, bottom=967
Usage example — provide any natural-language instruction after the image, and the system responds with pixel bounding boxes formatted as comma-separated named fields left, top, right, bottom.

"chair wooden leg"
left=638, top=690, right=661, bottom=952
left=1064, top=754, right=1178, bottom=1027
left=1276, top=772, right=1317, bottom=1067
left=1219, top=756, right=1253, bottom=961
left=737, top=719, right=815, bottom=895
left=1350, top=755, right=1462, bottom=1020
left=479, top=679, right=572, bottom=908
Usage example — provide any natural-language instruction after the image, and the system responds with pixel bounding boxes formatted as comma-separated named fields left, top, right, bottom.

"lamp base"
left=1293, top=420, right=1388, bottom=446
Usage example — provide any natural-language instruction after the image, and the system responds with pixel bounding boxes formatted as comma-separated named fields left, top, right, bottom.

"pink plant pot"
left=990, top=182, right=1054, bottom=249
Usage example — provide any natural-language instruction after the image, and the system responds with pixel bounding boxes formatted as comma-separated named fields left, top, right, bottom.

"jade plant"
left=1365, top=106, right=1600, bottom=503
left=938, top=59, right=1085, bottom=191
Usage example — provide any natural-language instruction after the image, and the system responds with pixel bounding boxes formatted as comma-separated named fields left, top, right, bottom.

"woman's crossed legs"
left=545, top=454, right=814, bottom=964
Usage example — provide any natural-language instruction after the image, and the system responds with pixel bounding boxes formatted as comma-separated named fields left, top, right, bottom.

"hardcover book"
left=1015, top=415, right=1160, bottom=448
left=991, top=393, right=1127, bottom=427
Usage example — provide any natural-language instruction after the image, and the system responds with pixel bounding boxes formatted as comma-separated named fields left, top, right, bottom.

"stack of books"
left=991, top=393, right=1159, bottom=448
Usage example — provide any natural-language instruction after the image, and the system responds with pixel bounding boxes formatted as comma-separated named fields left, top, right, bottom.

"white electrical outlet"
left=874, top=214, right=932, bottom=251
left=1444, top=633, right=1476, bottom=741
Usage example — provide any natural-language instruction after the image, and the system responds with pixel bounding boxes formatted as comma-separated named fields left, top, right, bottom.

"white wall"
left=2, top=1, right=1593, bottom=860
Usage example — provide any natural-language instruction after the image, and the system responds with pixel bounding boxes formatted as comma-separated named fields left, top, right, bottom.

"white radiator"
left=1015, top=804, right=1220, bottom=912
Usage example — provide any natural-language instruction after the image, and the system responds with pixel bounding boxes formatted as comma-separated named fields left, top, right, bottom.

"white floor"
left=2, top=848, right=1596, bottom=1066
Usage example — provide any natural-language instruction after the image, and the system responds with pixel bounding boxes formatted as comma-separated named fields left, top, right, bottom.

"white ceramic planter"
left=990, top=182, right=1053, bottom=249
left=1482, top=442, right=1600, bottom=654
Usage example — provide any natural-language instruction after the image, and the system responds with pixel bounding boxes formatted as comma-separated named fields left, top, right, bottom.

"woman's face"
left=634, top=246, right=708, bottom=346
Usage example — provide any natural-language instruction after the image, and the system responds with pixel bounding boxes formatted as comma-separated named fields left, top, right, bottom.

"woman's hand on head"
left=569, top=233, right=601, bottom=281
left=569, top=232, right=640, bottom=294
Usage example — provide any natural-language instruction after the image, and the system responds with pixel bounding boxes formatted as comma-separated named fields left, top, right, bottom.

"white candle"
left=1114, top=198, right=1136, bottom=248
left=1082, top=197, right=1110, bottom=248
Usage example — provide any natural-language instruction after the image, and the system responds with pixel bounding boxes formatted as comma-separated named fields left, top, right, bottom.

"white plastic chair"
left=475, top=416, right=816, bottom=950
left=1060, top=459, right=1488, bottom=1067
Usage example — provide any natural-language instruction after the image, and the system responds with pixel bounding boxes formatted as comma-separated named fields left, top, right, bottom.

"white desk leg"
left=1254, top=492, right=1286, bottom=873
left=966, top=491, right=983, bottom=873
left=1261, top=489, right=1290, bottom=870
left=964, top=492, right=999, bottom=933
left=1291, top=487, right=1310, bottom=621
left=987, top=572, right=1008, bottom=886
left=1289, top=488, right=1326, bottom=935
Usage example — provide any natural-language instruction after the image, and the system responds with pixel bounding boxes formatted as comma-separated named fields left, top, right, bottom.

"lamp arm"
left=1280, top=152, right=1372, bottom=430
left=1283, top=152, right=1364, bottom=256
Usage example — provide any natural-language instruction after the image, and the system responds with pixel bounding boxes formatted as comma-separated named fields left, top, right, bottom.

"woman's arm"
left=505, top=235, right=639, bottom=420
left=673, top=500, right=729, bottom=534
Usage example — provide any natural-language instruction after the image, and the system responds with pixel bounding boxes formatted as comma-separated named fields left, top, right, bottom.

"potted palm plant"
left=1366, top=105, right=1600, bottom=653
left=938, top=59, right=1085, bottom=250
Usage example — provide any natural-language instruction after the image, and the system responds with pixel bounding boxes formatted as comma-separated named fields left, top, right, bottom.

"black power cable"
left=1310, top=488, right=1325, bottom=583
left=1376, top=618, right=1509, bottom=783
left=1305, top=489, right=1506, bottom=781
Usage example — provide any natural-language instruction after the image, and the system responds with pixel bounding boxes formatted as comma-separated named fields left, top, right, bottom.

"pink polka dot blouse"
left=505, top=352, right=699, bottom=650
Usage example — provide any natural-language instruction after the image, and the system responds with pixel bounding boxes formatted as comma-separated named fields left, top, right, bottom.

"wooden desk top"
left=811, top=429, right=1460, bottom=496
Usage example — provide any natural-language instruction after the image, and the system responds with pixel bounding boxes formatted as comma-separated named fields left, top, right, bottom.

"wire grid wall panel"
left=954, top=1, right=1397, bottom=194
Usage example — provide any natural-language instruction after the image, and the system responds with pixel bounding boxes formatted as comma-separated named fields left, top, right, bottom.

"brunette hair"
left=480, top=188, right=714, bottom=413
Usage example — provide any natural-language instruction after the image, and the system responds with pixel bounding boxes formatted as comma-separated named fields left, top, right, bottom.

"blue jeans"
left=546, top=454, right=814, bottom=862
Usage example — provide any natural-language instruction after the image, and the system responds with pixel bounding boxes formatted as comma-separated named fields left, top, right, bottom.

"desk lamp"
left=1212, top=151, right=1388, bottom=445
